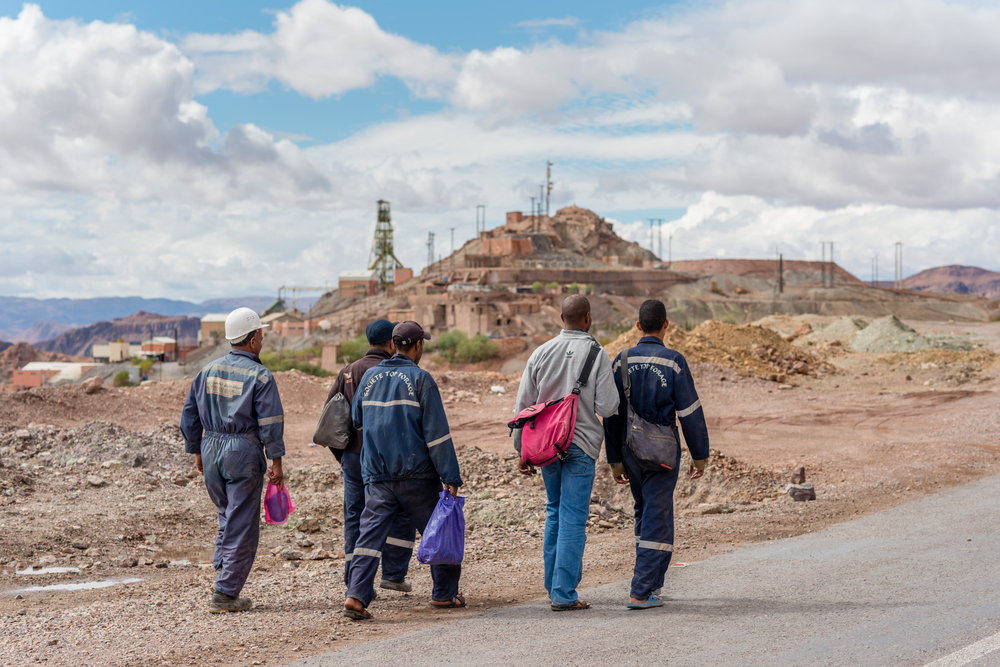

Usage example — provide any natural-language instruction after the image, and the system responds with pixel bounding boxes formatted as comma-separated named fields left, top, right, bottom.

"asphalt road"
left=292, top=474, right=1000, bottom=667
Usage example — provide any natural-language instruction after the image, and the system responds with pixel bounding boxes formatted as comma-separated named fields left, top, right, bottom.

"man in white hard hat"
left=181, top=307, right=285, bottom=613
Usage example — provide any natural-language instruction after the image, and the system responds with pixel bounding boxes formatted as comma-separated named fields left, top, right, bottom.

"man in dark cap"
left=343, top=321, right=465, bottom=620
left=326, top=319, right=416, bottom=592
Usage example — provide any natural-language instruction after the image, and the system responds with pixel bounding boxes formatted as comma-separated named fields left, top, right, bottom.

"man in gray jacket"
left=514, top=295, right=619, bottom=611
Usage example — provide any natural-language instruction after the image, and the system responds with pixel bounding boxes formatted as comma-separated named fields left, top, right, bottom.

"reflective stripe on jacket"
left=180, top=349, right=285, bottom=460
left=351, top=354, right=462, bottom=487
left=603, top=336, right=709, bottom=466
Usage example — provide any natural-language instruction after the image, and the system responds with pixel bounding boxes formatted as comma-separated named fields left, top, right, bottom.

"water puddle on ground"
left=6, top=577, right=143, bottom=595
left=15, top=566, right=81, bottom=575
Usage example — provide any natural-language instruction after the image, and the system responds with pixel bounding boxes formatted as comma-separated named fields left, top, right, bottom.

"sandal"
left=551, top=600, right=590, bottom=612
left=626, top=594, right=664, bottom=610
left=430, top=594, right=466, bottom=609
left=343, top=606, right=372, bottom=620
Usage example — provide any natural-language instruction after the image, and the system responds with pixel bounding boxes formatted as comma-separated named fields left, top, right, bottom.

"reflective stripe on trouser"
left=340, top=451, right=416, bottom=587
left=623, top=442, right=680, bottom=600
left=345, top=479, right=461, bottom=608
left=201, top=433, right=266, bottom=598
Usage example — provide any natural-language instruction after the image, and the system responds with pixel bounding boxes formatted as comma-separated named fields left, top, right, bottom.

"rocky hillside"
left=903, top=265, right=1000, bottom=299
left=0, top=342, right=79, bottom=381
left=33, top=312, right=200, bottom=357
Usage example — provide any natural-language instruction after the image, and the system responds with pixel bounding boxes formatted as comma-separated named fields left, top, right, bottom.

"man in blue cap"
left=344, top=320, right=464, bottom=620
left=325, top=319, right=416, bottom=592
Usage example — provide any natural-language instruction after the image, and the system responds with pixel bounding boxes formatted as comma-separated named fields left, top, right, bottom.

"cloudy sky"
left=1, top=0, right=998, bottom=300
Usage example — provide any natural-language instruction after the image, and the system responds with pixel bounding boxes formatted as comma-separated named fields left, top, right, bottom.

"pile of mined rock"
left=604, top=320, right=831, bottom=381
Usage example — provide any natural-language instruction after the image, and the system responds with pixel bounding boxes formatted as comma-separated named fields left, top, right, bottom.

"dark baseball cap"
left=392, top=320, right=431, bottom=345
left=365, top=319, right=398, bottom=345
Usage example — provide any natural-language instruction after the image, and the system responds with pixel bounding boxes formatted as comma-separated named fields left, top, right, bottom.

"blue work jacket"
left=180, top=349, right=285, bottom=460
left=604, top=336, right=710, bottom=465
left=352, top=354, right=463, bottom=487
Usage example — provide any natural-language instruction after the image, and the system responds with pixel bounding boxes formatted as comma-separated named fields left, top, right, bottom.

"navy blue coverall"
left=603, top=336, right=710, bottom=600
left=181, top=349, right=285, bottom=598
left=327, top=347, right=415, bottom=587
left=345, top=354, right=464, bottom=608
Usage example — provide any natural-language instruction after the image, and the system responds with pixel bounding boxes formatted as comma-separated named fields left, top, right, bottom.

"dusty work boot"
left=379, top=578, right=412, bottom=593
left=209, top=590, right=253, bottom=613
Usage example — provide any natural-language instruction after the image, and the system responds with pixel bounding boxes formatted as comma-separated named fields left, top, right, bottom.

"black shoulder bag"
left=621, top=349, right=680, bottom=471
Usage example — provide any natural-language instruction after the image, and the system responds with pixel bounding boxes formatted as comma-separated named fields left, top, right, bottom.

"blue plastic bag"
left=417, top=490, right=466, bottom=565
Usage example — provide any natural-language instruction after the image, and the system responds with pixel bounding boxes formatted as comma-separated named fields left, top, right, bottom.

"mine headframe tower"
left=368, top=200, right=404, bottom=287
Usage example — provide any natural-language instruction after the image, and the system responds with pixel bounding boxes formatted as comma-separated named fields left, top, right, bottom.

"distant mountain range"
left=33, top=311, right=202, bottom=357
left=903, top=265, right=1000, bottom=299
left=0, top=295, right=276, bottom=344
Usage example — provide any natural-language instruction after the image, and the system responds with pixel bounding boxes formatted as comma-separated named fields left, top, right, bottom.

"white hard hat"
left=225, top=307, right=269, bottom=342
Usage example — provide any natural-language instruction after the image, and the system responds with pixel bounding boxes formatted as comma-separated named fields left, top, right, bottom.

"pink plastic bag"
left=264, top=482, right=296, bottom=525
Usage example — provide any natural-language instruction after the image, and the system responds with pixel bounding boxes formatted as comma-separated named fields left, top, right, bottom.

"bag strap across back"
left=572, top=342, right=602, bottom=395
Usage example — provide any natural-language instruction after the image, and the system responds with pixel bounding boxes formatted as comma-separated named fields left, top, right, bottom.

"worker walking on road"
left=514, top=295, right=619, bottom=611
left=604, top=299, right=710, bottom=610
left=181, top=307, right=285, bottom=613
left=343, top=321, right=465, bottom=620
left=325, top=319, right=416, bottom=592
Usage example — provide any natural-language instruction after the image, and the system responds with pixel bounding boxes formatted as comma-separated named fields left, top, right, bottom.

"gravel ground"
left=2, top=323, right=1000, bottom=666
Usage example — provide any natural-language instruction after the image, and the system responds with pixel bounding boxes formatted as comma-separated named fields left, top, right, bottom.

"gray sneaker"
left=209, top=590, right=253, bottom=613
left=379, top=579, right=412, bottom=593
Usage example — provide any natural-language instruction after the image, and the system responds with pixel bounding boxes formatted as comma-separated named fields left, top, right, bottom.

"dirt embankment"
left=605, top=320, right=830, bottom=381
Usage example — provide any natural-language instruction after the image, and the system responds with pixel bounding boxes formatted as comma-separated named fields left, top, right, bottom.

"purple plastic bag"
left=417, top=490, right=465, bottom=565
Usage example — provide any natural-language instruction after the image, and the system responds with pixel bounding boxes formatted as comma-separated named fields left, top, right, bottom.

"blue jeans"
left=201, top=433, right=266, bottom=597
left=341, top=451, right=415, bottom=587
left=541, top=445, right=595, bottom=606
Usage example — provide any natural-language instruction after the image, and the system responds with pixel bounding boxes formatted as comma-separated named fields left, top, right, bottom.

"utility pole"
left=546, top=161, right=553, bottom=216
left=648, top=218, right=664, bottom=259
left=820, top=242, right=826, bottom=287
left=894, top=242, right=903, bottom=289
left=476, top=204, right=486, bottom=236
left=530, top=196, right=536, bottom=231
left=779, top=254, right=784, bottom=294
left=539, top=184, right=545, bottom=221
left=819, top=241, right=835, bottom=287
left=426, top=232, right=435, bottom=268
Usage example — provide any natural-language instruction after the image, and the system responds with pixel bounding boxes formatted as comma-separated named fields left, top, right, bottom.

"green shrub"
left=545, top=282, right=560, bottom=292
left=436, top=330, right=467, bottom=351
left=131, top=357, right=155, bottom=375
left=339, top=335, right=369, bottom=363
left=568, top=282, right=580, bottom=294
left=531, top=281, right=544, bottom=293
left=453, top=334, right=498, bottom=363
left=259, top=352, right=332, bottom=377
left=113, top=370, right=133, bottom=387
left=585, top=283, right=594, bottom=295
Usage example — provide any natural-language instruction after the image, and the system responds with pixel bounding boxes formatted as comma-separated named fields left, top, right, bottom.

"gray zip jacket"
left=513, top=329, right=619, bottom=461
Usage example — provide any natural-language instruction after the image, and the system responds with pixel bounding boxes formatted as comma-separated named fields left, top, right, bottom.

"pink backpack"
left=508, top=343, right=602, bottom=466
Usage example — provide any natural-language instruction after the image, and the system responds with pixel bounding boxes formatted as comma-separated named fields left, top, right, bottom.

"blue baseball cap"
left=365, top=319, right=398, bottom=345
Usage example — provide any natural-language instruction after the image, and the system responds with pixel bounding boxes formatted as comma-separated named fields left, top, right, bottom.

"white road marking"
left=924, top=631, right=1000, bottom=667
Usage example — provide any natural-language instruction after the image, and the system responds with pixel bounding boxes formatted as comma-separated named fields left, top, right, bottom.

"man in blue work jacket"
left=604, top=299, right=710, bottom=610
left=325, top=319, right=416, bottom=592
left=343, top=321, right=465, bottom=620
left=181, top=307, right=285, bottom=613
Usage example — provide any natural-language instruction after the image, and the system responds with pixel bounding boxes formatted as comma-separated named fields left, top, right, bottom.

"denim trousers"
left=340, top=451, right=415, bottom=587
left=541, top=444, right=595, bottom=606
left=201, top=433, right=266, bottom=597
